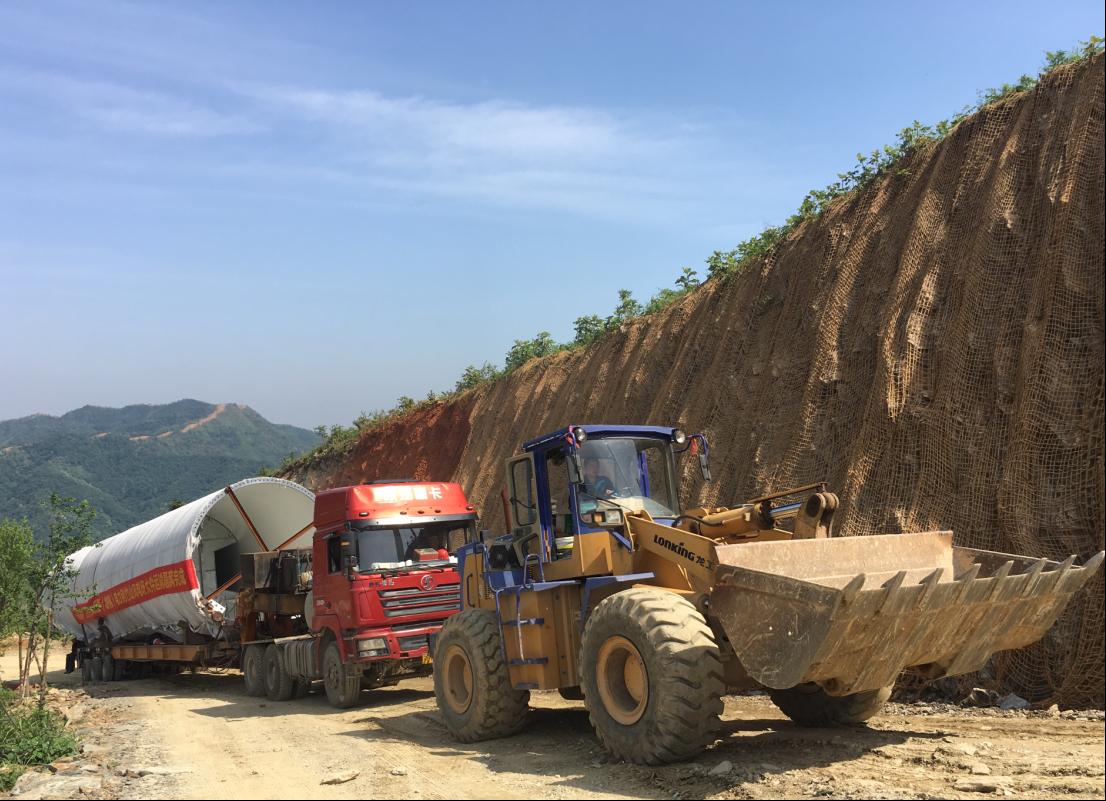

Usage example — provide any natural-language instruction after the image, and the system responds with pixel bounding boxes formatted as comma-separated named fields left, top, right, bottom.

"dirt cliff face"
left=287, top=55, right=1105, bottom=707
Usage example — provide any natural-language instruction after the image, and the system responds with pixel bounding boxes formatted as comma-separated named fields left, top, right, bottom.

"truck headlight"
left=358, top=638, right=388, bottom=654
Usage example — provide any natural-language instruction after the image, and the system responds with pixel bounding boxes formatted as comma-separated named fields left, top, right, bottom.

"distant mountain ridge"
left=0, top=399, right=320, bottom=540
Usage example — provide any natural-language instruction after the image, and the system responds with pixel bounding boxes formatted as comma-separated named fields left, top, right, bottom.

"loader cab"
left=502, top=425, right=709, bottom=566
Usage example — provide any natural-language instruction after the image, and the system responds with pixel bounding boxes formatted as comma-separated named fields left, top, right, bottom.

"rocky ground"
left=2, top=650, right=1103, bottom=801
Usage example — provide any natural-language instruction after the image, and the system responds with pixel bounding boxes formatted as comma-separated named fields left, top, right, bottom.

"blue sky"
left=1, top=1, right=1102, bottom=429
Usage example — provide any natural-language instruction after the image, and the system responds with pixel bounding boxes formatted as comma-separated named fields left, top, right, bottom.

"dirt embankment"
left=287, top=56, right=1105, bottom=707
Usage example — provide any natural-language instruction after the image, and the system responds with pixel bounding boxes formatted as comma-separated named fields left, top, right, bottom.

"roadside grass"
left=0, top=687, right=78, bottom=791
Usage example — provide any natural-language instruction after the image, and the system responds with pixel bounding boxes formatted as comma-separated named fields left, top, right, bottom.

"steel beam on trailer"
left=224, top=485, right=268, bottom=550
left=274, top=521, right=314, bottom=551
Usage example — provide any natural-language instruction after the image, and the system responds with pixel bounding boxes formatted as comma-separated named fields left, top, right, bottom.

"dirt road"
left=4, top=649, right=1103, bottom=800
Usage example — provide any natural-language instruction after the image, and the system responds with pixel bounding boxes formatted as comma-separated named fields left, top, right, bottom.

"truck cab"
left=310, top=480, right=475, bottom=663
left=240, top=479, right=478, bottom=708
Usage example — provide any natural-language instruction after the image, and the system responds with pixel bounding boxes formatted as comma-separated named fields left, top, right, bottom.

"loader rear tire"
left=581, top=588, right=724, bottom=765
left=434, top=609, right=529, bottom=742
left=769, top=682, right=892, bottom=727
left=264, top=645, right=295, bottom=701
left=242, top=645, right=266, bottom=697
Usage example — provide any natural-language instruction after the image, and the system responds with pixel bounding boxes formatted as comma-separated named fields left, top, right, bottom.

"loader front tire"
left=434, top=609, right=529, bottom=742
left=581, top=588, right=724, bottom=765
left=770, top=682, right=892, bottom=727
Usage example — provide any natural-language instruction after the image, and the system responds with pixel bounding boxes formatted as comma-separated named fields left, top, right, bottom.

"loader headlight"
left=673, top=429, right=687, bottom=445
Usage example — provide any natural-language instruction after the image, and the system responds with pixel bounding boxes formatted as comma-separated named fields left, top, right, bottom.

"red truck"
left=69, top=479, right=476, bottom=710
left=241, top=480, right=476, bottom=707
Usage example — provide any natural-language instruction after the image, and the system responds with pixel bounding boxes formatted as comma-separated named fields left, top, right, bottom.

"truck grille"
left=378, top=585, right=460, bottom=619
left=397, top=634, right=429, bottom=652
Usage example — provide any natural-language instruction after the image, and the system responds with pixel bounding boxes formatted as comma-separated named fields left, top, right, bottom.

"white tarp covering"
left=53, top=477, right=315, bottom=641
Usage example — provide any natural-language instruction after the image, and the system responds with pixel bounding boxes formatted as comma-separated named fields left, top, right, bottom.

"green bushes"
left=0, top=674, right=79, bottom=791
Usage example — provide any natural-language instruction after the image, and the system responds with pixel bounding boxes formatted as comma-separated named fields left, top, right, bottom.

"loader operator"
left=583, top=457, right=615, bottom=499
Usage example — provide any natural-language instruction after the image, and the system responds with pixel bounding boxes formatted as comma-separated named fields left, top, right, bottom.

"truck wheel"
left=769, top=682, right=892, bottom=726
left=433, top=608, right=529, bottom=742
left=81, top=656, right=92, bottom=684
left=242, top=645, right=267, bottom=697
left=89, top=656, right=104, bottom=683
left=322, top=642, right=361, bottom=708
left=580, top=588, right=724, bottom=765
left=264, top=645, right=295, bottom=701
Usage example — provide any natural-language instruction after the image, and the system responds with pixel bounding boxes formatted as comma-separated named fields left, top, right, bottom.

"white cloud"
left=0, top=70, right=257, bottom=137
left=251, top=86, right=629, bottom=162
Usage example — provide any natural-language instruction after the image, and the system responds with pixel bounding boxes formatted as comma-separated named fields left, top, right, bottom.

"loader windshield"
left=576, top=437, right=678, bottom=519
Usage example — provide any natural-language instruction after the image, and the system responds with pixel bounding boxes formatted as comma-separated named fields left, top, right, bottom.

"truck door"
left=315, top=531, right=355, bottom=628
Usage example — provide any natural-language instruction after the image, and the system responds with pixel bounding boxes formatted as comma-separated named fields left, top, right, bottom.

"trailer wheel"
left=89, top=655, right=104, bottom=683
left=433, top=608, right=529, bottom=742
left=242, top=645, right=267, bottom=697
left=769, top=682, right=892, bottom=727
left=322, top=642, right=361, bottom=708
left=263, top=645, right=295, bottom=701
left=580, top=588, right=724, bottom=765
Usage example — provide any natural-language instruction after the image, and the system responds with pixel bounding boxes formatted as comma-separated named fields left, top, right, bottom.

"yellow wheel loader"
left=432, top=425, right=1103, bottom=764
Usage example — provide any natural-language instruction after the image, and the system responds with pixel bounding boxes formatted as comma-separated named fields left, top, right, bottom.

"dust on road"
left=6, top=653, right=1102, bottom=801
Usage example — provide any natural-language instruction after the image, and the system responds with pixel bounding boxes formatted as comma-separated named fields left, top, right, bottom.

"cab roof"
left=522, top=424, right=679, bottom=452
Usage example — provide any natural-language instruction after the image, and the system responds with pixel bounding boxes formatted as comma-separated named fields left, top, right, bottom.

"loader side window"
left=510, top=458, right=536, bottom=527
left=545, top=450, right=574, bottom=535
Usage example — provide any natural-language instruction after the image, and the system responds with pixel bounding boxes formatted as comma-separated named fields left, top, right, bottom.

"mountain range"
left=0, top=399, right=320, bottom=540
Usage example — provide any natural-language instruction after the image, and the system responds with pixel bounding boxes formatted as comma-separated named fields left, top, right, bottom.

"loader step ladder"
left=491, top=552, right=577, bottom=689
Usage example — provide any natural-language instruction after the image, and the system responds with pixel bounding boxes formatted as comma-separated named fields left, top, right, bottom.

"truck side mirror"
left=340, top=535, right=356, bottom=579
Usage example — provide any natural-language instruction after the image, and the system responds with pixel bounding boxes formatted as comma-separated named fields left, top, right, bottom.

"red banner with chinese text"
left=71, top=560, right=199, bottom=625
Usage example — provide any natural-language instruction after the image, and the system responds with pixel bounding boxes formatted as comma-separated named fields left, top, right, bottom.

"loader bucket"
left=709, top=531, right=1104, bottom=696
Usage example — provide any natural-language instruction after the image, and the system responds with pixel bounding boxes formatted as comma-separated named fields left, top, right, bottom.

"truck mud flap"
left=709, top=531, right=1103, bottom=696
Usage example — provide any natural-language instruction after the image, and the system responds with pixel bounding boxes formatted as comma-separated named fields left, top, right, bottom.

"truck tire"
left=434, top=608, right=529, bottom=742
left=89, top=655, right=104, bottom=683
left=81, top=656, right=92, bottom=684
left=580, top=588, right=724, bottom=765
left=769, top=682, right=892, bottom=727
left=242, top=645, right=266, bottom=697
left=322, top=642, right=361, bottom=708
left=102, top=653, right=115, bottom=682
left=264, top=645, right=295, bottom=701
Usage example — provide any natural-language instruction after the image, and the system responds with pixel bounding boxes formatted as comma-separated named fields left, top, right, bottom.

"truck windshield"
left=349, top=520, right=471, bottom=572
left=576, top=437, right=679, bottom=519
